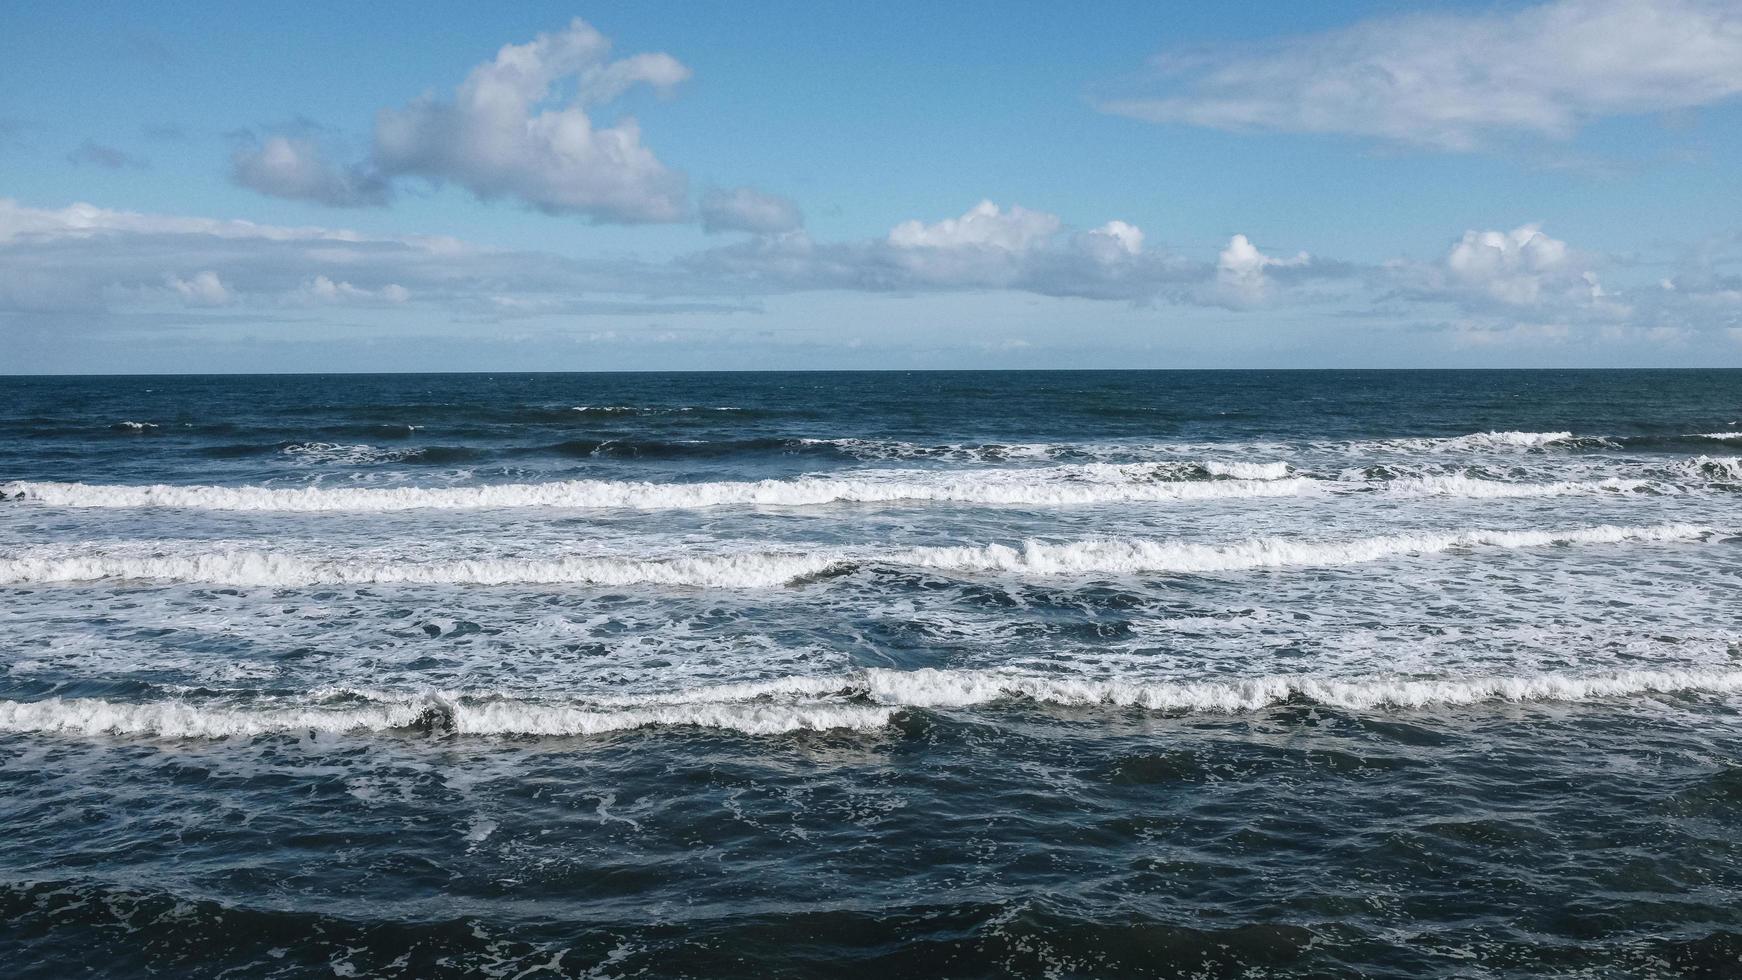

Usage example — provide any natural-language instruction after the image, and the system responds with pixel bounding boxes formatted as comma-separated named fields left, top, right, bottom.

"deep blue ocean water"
left=2, top=369, right=1741, bottom=978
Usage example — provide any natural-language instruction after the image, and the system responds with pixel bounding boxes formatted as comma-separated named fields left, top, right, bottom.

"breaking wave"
left=0, top=695, right=894, bottom=738
left=851, top=666, right=1742, bottom=711
left=0, top=465, right=1313, bottom=512
left=1377, top=474, right=1673, bottom=498
left=5, top=460, right=1726, bottom=513
left=0, top=523, right=1717, bottom=588
left=1677, top=456, right=1742, bottom=481
left=280, top=442, right=410, bottom=465
left=1381, top=431, right=1586, bottom=451
left=5, top=666, right=1738, bottom=740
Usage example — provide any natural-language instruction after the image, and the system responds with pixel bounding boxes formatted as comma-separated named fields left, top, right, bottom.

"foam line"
left=0, top=524, right=1718, bottom=588
left=3, top=666, right=1737, bottom=739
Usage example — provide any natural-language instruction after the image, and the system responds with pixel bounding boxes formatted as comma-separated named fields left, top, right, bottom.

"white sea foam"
left=1202, top=460, right=1292, bottom=480
left=0, top=523, right=1717, bottom=588
left=280, top=442, right=408, bottom=465
left=0, top=695, right=893, bottom=738
left=847, top=666, right=1742, bottom=711
left=895, top=523, right=1717, bottom=579
left=7, top=455, right=1717, bottom=514
left=4, top=666, right=1737, bottom=739
left=0, top=549, right=846, bottom=589
left=1691, top=432, right=1742, bottom=442
left=812, top=431, right=1601, bottom=461
left=1379, top=474, right=1670, bottom=498
left=571, top=405, right=742, bottom=414
left=1378, top=431, right=1587, bottom=452
left=1677, top=456, right=1742, bottom=481
left=0, top=466, right=1313, bottom=512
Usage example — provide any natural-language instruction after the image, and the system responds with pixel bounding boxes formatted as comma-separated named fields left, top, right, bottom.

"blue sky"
left=3, top=0, right=1741, bottom=372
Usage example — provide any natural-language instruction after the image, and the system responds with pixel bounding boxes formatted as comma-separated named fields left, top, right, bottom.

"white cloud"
left=1212, top=234, right=1310, bottom=306
left=888, top=200, right=1060, bottom=251
left=1399, top=224, right=1620, bottom=316
left=1444, top=225, right=1576, bottom=305
left=0, top=198, right=695, bottom=317
left=1079, top=220, right=1145, bottom=261
left=686, top=201, right=1213, bottom=301
left=0, top=198, right=375, bottom=244
left=372, top=18, right=690, bottom=222
left=296, top=275, right=410, bottom=305
left=1388, top=225, right=1677, bottom=344
left=166, top=271, right=231, bottom=306
left=1447, top=320, right=1574, bottom=348
left=699, top=186, right=803, bottom=234
left=1101, top=0, right=1742, bottom=150
left=231, top=136, right=390, bottom=208
left=9, top=198, right=1738, bottom=352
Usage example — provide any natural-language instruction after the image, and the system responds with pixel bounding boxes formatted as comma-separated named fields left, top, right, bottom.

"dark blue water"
left=2, top=370, right=1741, bottom=977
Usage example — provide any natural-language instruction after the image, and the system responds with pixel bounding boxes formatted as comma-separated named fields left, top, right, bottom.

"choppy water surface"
left=2, top=370, right=1741, bottom=978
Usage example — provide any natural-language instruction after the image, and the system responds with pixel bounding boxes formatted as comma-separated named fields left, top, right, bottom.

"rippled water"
left=2, top=370, right=1741, bottom=977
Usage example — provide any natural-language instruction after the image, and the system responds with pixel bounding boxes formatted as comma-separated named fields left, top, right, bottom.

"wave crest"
left=4, top=666, right=1737, bottom=740
left=0, top=465, right=1311, bottom=513
left=0, top=523, right=1716, bottom=588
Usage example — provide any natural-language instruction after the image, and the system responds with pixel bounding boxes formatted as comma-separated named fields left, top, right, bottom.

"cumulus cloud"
left=231, top=135, right=391, bottom=208
left=1101, top=0, right=1742, bottom=150
left=1211, top=234, right=1311, bottom=307
left=699, top=186, right=803, bottom=234
left=686, top=200, right=1205, bottom=301
left=296, top=275, right=410, bottom=305
left=372, top=17, right=690, bottom=222
left=67, top=140, right=148, bottom=170
left=10, top=197, right=1739, bottom=351
left=1379, top=224, right=1690, bottom=348
left=1079, top=220, right=1145, bottom=261
left=166, top=271, right=231, bottom=306
left=1393, top=224, right=1617, bottom=316
left=887, top=200, right=1061, bottom=251
left=1444, top=226, right=1579, bottom=305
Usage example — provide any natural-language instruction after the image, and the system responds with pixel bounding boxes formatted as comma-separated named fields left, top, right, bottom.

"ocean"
left=1, top=369, right=1740, bottom=978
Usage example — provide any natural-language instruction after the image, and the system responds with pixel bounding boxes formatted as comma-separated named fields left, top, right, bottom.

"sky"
left=3, top=0, right=1742, bottom=373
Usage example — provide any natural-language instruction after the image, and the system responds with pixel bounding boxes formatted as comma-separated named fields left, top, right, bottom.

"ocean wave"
left=0, top=549, right=844, bottom=589
left=1202, top=460, right=1291, bottom=480
left=10, top=453, right=1728, bottom=513
left=0, top=695, right=893, bottom=738
left=5, top=666, right=1738, bottom=739
left=805, top=430, right=1708, bottom=460
left=1375, top=431, right=1595, bottom=452
left=848, top=666, right=1742, bottom=711
left=535, top=435, right=852, bottom=460
left=570, top=405, right=745, bottom=415
left=278, top=442, right=485, bottom=466
left=0, top=523, right=1717, bottom=588
left=893, top=523, right=1718, bottom=578
left=1377, top=474, right=1673, bottom=498
left=280, top=442, right=408, bottom=465
left=0, top=465, right=1313, bottom=512
left=1676, top=456, right=1742, bottom=481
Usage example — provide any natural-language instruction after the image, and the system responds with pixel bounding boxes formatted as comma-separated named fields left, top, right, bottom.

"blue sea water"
left=1, top=369, right=1741, bottom=978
